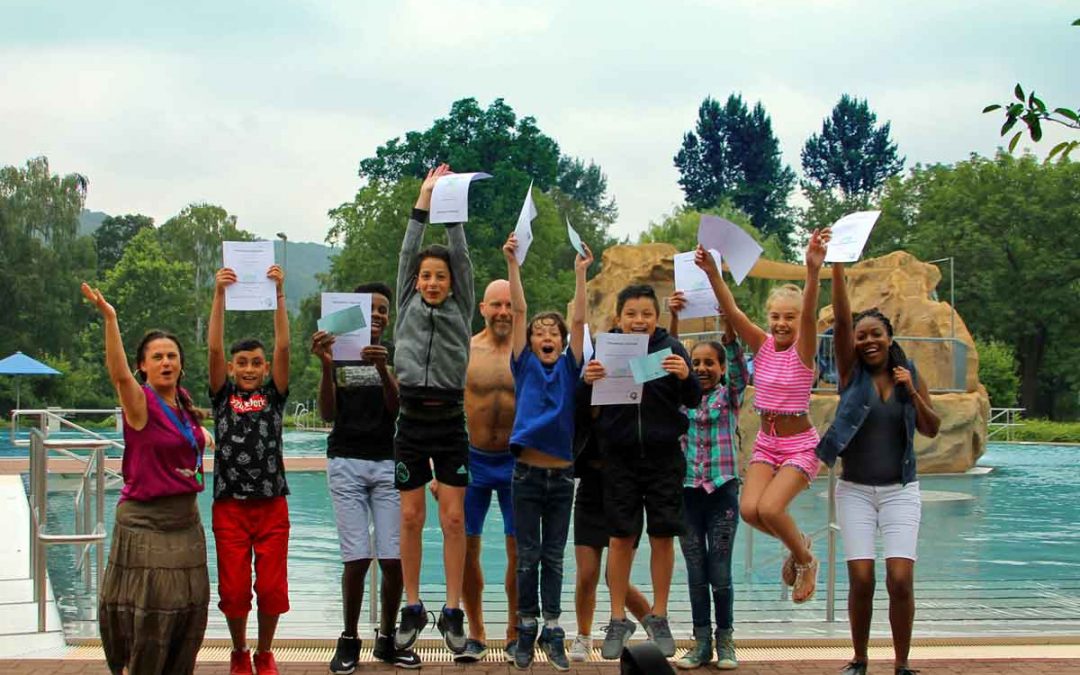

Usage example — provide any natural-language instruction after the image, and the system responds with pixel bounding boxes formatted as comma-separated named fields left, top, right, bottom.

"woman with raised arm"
left=82, top=283, right=209, bottom=675
left=816, top=263, right=940, bottom=675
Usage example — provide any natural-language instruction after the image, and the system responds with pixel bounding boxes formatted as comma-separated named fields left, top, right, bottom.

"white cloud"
left=389, top=0, right=553, bottom=49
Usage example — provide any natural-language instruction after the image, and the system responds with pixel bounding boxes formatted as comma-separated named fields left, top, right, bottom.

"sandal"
left=782, top=534, right=812, bottom=587
left=792, top=555, right=819, bottom=604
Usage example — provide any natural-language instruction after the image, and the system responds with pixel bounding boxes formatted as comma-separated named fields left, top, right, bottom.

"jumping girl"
left=694, top=228, right=829, bottom=604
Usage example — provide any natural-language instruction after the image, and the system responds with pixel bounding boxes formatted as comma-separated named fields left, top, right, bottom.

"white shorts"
left=328, top=457, right=401, bottom=561
left=835, top=479, right=921, bottom=561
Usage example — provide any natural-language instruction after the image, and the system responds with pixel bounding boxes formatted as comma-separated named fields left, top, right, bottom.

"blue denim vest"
left=815, top=360, right=919, bottom=485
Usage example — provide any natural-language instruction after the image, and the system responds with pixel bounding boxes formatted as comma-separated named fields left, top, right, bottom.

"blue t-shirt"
left=509, top=347, right=583, bottom=461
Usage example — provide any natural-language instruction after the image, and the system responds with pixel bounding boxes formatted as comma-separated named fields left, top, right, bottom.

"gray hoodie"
left=393, top=210, right=475, bottom=397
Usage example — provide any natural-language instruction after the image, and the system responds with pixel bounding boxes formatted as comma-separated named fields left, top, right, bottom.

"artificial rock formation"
left=581, top=244, right=990, bottom=473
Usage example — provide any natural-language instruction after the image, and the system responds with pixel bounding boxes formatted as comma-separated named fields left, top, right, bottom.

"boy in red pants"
left=209, top=264, right=291, bottom=675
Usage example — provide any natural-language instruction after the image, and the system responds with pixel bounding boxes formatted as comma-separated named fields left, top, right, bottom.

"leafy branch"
left=982, top=18, right=1079, bottom=161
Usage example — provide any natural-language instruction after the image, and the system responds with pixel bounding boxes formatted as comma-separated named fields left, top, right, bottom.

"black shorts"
left=603, top=446, right=686, bottom=539
left=394, top=403, right=469, bottom=491
left=574, top=463, right=643, bottom=548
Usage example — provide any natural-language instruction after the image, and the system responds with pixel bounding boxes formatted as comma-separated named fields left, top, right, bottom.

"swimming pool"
left=37, top=440, right=1080, bottom=639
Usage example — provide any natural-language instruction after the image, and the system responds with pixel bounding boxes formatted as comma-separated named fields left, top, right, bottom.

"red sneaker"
left=230, top=649, right=253, bottom=675
left=253, top=650, right=280, bottom=675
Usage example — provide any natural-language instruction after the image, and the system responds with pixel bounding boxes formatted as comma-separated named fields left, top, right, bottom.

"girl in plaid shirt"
left=668, top=294, right=748, bottom=670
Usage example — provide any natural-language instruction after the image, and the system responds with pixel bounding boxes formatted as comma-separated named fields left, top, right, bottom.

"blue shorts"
left=465, top=446, right=515, bottom=537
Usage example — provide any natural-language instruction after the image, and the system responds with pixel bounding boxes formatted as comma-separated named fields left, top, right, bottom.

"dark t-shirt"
left=841, top=389, right=906, bottom=486
left=211, top=379, right=289, bottom=499
left=327, top=341, right=396, bottom=462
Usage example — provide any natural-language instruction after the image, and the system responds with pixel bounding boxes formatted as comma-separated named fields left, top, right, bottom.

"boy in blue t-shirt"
left=503, top=231, right=592, bottom=671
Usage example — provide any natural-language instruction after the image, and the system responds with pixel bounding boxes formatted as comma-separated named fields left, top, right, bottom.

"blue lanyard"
left=151, top=389, right=204, bottom=485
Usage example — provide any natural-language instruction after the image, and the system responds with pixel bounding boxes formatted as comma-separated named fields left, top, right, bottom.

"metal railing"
left=27, top=429, right=109, bottom=632
left=742, top=465, right=840, bottom=621
left=988, top=407, right=1025, bottom=441
left=11, top=408, right=123, bottom=482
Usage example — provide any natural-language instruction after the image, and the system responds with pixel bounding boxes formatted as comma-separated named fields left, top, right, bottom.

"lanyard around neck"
left=151, top=389, right=204, bottom=484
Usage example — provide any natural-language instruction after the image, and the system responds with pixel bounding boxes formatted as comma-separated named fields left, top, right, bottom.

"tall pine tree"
left=674, top=94, right=796, bottom=253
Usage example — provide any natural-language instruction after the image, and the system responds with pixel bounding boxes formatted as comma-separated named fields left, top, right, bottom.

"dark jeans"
left=512, top=462, right=574, bottom=620
left=680, top=481, right=739, bottom=630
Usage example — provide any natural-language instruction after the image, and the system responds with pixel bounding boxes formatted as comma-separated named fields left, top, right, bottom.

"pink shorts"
left=750, top=427, right=820, bottom=481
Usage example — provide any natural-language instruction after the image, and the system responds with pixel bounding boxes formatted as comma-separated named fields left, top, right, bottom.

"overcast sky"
left=3, top=0, right=1076, bottom=243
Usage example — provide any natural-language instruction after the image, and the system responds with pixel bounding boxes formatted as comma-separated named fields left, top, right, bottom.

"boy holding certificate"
left=208, top=264, right=290, bottom=675
left=581, top=284, right=702, bottom=660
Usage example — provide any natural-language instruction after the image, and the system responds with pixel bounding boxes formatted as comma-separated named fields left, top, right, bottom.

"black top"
left=327, top=342, right=396, bottom=462
left=211, top=379, right=289, bottom=499
left=840, top=388, right=907, bottom=485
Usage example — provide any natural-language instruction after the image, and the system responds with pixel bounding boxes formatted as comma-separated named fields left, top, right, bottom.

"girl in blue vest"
left=816, top=262, right=940, bottom=675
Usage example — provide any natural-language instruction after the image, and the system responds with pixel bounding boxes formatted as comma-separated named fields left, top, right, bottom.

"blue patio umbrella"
left=0, top=351, right=62, bottom=411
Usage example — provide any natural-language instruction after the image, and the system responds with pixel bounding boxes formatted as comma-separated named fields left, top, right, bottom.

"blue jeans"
left=512, top=462, right=574, bottom=620
left=680, top=481, right=739, bottom=630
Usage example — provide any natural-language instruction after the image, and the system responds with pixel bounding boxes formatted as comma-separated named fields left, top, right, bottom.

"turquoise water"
left=36, top=441, right=1080, bottom=633
left=2, top=429, right=331, bottom=458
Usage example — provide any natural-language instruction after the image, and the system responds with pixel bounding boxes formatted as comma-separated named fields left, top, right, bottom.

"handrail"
left=28, top=430, right=108, bottom=632
left=742, top=465, right=839, bottom=621
left=988, top=407, right=1025, bottom=441
left=11, top=409, right=123, bottom=482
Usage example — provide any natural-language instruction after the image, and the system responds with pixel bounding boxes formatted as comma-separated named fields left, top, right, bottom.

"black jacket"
left=580, top=328, right=702, bottom=456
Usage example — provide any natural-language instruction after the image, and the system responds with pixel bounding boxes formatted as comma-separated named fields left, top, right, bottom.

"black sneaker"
left=374, top=630, right=422, bottom=670
left=394, top=603, right=428, bottom=650
left=538, top=625, right=570, bottom=672
left=329, top=633, right=360, bottom=675
left=514, top=622, right=539, bottom=670
left=840, top=662, right=868, bottom=675
left=505, top=639, right=518, bottom=662
left=436, top=605, right=467, bottom=654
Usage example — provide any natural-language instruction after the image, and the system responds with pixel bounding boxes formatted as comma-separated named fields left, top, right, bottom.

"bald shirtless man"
left=453, top=279, right=519, bottom=663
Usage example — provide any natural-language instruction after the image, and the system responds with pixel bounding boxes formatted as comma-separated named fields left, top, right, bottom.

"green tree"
left=983, top=19, right=1079, bottom=161
left=329, top=98, right=619, bottom=330
left=93, top=213, right=154, bottom=274
left=977, top=338, right=1020, bottom=408
left=0, top=156, right=96, bottom=360
left=674, top=94, right=797, bottom=252
left=638, top=202, right=787, bottom=327
left=801, top=95, right=904, bottom=200
left=869, top=152, right=1080, bottom=418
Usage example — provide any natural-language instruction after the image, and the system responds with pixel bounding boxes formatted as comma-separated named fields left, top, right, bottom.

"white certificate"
left=320, top=293, right=372, bottom=362
left=673, top=250, right=723, bottom=319
left=697, top=214, right=763, bottom=285
left=513, top=180, right=537, bottom=265
left=825, top=211, right=881, bottom=263
left=591, top=333, right=648, bottom=406
left=430, top=172, right=493, bottom=224
left=222, top=241, right=277, bottom=311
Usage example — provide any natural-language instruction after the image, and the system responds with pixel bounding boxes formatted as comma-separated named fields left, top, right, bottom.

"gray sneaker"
left=569, top=634, right=591, bottom=662
left=600, top=618, right=636, bottom=660
left=642, top=613, right=676, bottom=657
left=452, top=638, right=488, bottom=663
left=715, top=628, right=737, bottom=670
left=674, top=627, right=711, bottom=670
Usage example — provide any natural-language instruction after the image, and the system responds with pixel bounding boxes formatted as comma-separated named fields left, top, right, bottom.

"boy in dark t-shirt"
left=209, top=264, right=290, bottom=675
left=312, top=282, right=419, bottom=671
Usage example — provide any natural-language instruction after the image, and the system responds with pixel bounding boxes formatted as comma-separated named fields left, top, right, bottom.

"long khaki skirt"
left=99, top=493, right=209, bottom=675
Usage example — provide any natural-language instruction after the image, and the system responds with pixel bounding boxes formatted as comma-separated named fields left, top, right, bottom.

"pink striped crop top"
left=752, top=334, right=815, bottom=415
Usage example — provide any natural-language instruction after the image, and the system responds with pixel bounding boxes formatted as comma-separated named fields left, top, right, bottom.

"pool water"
left=36, top=440, right=1080, bottom=637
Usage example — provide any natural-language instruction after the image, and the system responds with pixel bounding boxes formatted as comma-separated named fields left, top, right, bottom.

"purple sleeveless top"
left=119, top=385, right=207, bottom=503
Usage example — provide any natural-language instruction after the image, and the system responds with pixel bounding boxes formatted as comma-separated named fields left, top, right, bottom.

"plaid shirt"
left=682, top=339, right=748, bottom=492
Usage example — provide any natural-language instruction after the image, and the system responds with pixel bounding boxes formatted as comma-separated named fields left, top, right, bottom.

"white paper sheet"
left=429, top=172, right=493, bottom=224
left=697, top=214, right=763, bottom=285
left=320, top=293, right=372, bottom=362
left=825, top=211, right=881, bottom=263
left=222, top=241, right=277, bottom=311
left=513, top=180, right=537, bottom=265
left=673, top=250, right=723, bottom=319
left=582, top=323, right=594, bottom=364
left=591, top=333, right=648, bottom=406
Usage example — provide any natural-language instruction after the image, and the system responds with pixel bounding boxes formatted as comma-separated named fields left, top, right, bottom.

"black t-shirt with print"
left=211, top=379, right=290, bottom=499
left=327, top=341, right=396, bottom=462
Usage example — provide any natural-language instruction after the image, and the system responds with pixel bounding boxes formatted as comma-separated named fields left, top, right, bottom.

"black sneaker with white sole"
left=394, top=603, right=428, bottom=650
left=374, top=630, right=421, bottom=669
left=436, top=605, right=467, bottom=654
left=328, top=633, right=360, bottom=675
